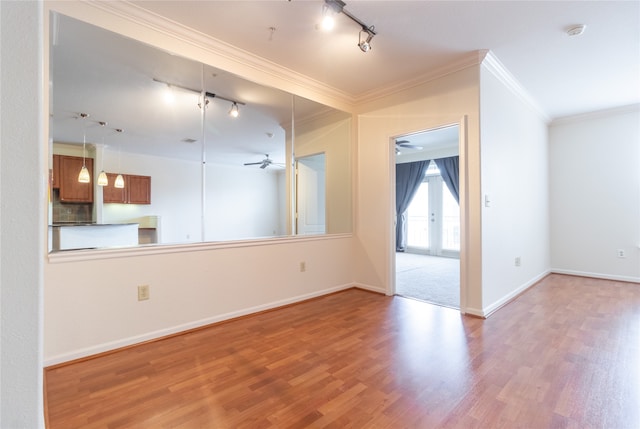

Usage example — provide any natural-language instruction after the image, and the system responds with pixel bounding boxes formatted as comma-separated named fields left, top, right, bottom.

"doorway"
left=394, top=125, right=461, bottom=309
left=295, top=153, right=326, bottom=235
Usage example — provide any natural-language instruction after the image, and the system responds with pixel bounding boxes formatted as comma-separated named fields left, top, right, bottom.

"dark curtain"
left=434, top=156, right=460, bottom=204
left=395, top=160, right=430, bottom=252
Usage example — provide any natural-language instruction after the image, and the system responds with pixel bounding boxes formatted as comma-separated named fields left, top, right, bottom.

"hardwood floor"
left=45, top=274, right=640, bottom=428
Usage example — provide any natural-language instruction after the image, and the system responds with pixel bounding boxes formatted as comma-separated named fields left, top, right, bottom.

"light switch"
left=484, top=194, right=491, bottom=207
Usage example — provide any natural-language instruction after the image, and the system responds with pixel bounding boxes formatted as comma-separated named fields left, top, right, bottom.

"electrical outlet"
left=138, top=284, right=150, bottom=301
left=515, top=257, right=521, bottom=267
left=617, top=249, right=626, bottom=258
left=299, top=261, right=306, bottom=272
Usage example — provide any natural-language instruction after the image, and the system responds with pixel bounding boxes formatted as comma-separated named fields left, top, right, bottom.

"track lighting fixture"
left=322, top=0, right=344, bottom=30
left=152, top=78, right=244, bottom=117
left=322, top=0, right=376, bottom=53
left=358, top=26, right=375, bottom=52
left=229, top=102, right=239, bottom=118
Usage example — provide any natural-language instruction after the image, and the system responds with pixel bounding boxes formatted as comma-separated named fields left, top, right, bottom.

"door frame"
left=389, top=117, right=469, bottom=314
left=294, top=152, right=327, bottom=235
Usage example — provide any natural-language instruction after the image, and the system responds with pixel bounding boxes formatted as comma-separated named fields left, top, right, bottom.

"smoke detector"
left=566, top=24, right=586, bottom=36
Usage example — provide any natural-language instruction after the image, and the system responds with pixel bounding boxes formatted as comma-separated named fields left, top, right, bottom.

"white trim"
left=355, top=50, right=488, bottom=104
left=480, top=270, right=551, bottom=318
left=48, top=233, right=352, bottom=263
left=48, top=2, right=493, bottom=111
left=353, top=283, right=388, bottom=296
left=44, top=282, right=356, bottom=367
left=387, top=118, right=469, bottom=313
left=481, top=51, right=550, bottom=123
left=550, top=103, right=640, bottom=126
left=46, top=1, right=354, bottom=112
left=464, top=307, right=485, bottom=318
left=551, top=269, right=640, bottom=284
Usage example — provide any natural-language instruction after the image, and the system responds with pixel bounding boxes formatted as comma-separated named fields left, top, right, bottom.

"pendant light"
left=77, top=113, right=91, bottom=183
left=114, top=174, right=125, bottom=188
left=114, top=128, right=125, bottom=188
left=97, top=121, right=109, bottom=186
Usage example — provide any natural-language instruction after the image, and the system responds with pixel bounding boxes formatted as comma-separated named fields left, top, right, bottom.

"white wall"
left=44, top=235, right=353, bottom=365
left=479, top=59, right=551, bottom=314
left=100, top=151, right=285, bottom=243
left=295, top=112, right=353, bottom=234
left=205, top=163, right=284, bottom=241
left=101, top=151, right=202, bottom=244
left=353, top=63, right=483, bottom=312
left=42, top=2, right=355, bottom=367
left=549, top=105, right=640, bottom=281
left=0, top=1, right=45, bottom=427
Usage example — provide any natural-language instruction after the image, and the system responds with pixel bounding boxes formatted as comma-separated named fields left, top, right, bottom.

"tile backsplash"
left=51, top=189, right=93, bottom=223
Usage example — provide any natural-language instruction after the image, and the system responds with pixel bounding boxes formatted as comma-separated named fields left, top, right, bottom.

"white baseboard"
left=353, top=283, right=388, bottom=295
left=464, top=307, right=485, bottom=318
left=479, top=270, right=551, bottom=318
left=44, top=283, right=355, bottom=367
left=551, top=269, right=640, bottom=284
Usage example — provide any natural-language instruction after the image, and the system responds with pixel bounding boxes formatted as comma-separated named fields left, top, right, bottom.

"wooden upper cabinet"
left=102, top=173, right=151, bottom=205
left=102, top=173, right=126, bottom=204
left=59, top=155, right=93, bottom=203
left=52, top=154, right=61, bottom=189
left=127, top=175, right=151, bottom=204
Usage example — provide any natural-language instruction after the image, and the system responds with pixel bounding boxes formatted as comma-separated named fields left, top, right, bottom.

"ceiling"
left=130, top=0, right=640, bottom=119
left=51, top=14, right=330, bottom=165
left=51, top=1, right=639, bottom=162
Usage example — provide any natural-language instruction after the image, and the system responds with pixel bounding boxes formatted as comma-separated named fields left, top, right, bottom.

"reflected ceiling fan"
left=395, top=139, right=423, bottom=154
left=243, top=154, right=283, bottom=169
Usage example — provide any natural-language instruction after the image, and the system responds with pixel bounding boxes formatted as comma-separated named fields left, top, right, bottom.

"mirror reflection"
left=49, top=13, right=351, bottom=252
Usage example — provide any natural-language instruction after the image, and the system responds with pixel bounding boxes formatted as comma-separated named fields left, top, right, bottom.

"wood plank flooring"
left=45, top=274, right=640, bottom=428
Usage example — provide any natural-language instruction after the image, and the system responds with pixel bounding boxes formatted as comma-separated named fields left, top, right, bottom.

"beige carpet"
left=395, top=252, right=460, bottom=309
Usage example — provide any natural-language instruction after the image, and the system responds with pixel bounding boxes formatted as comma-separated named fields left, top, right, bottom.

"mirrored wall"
left=48, top=13, right=352, bottom=252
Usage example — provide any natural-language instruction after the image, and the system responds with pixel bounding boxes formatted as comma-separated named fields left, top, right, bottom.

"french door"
left=406, top=167, right=460, bottom=257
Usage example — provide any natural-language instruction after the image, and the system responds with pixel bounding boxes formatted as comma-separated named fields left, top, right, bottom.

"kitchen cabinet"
left=52, top=154, right=61, bottom=189
left=103, top=173, right=151, bottom=205
left=102, top=173, right=126, bottom=203
left=127, top=175, right=151, bottom=204
left=58, top=155, right=93, bottom=203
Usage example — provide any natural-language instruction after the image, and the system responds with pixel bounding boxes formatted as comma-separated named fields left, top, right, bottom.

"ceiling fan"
left=395, top=140, right=423, bottom=154
left=243, top=154, right=282, bottom=169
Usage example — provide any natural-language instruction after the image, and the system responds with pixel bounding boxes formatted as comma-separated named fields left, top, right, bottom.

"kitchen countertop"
left=50, top=223, right=139, bottom=227
left=49, top=222, right=140, bottom=251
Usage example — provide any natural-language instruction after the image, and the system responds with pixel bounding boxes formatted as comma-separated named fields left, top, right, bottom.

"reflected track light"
left=152, top=78, right=245, bottom=115
left=229, top=102, right=239, bottom=118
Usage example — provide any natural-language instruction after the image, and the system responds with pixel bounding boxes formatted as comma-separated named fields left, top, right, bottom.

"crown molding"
left=481, top=51, right=550, bottom=123
left=550, top=103, right=640, bottom=126
left=78, top=1, right=357, bottom=112
left=353, top=50, right=490, bottom=105
left=54, top=2, right=549, bottom=116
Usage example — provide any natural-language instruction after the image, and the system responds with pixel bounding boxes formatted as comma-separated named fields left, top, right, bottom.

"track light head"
left=322, top=0, right=345, bottom=30
left=229, top=102, right=239, bottom=118
left=325, top=0, right=345, bottom=14
left=322, top=1, right=377, bottom=53
left=358, top=26, right=375, bottom=52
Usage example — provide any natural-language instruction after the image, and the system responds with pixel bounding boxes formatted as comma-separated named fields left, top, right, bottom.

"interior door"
left=295, top=153, right=326, bottom=235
